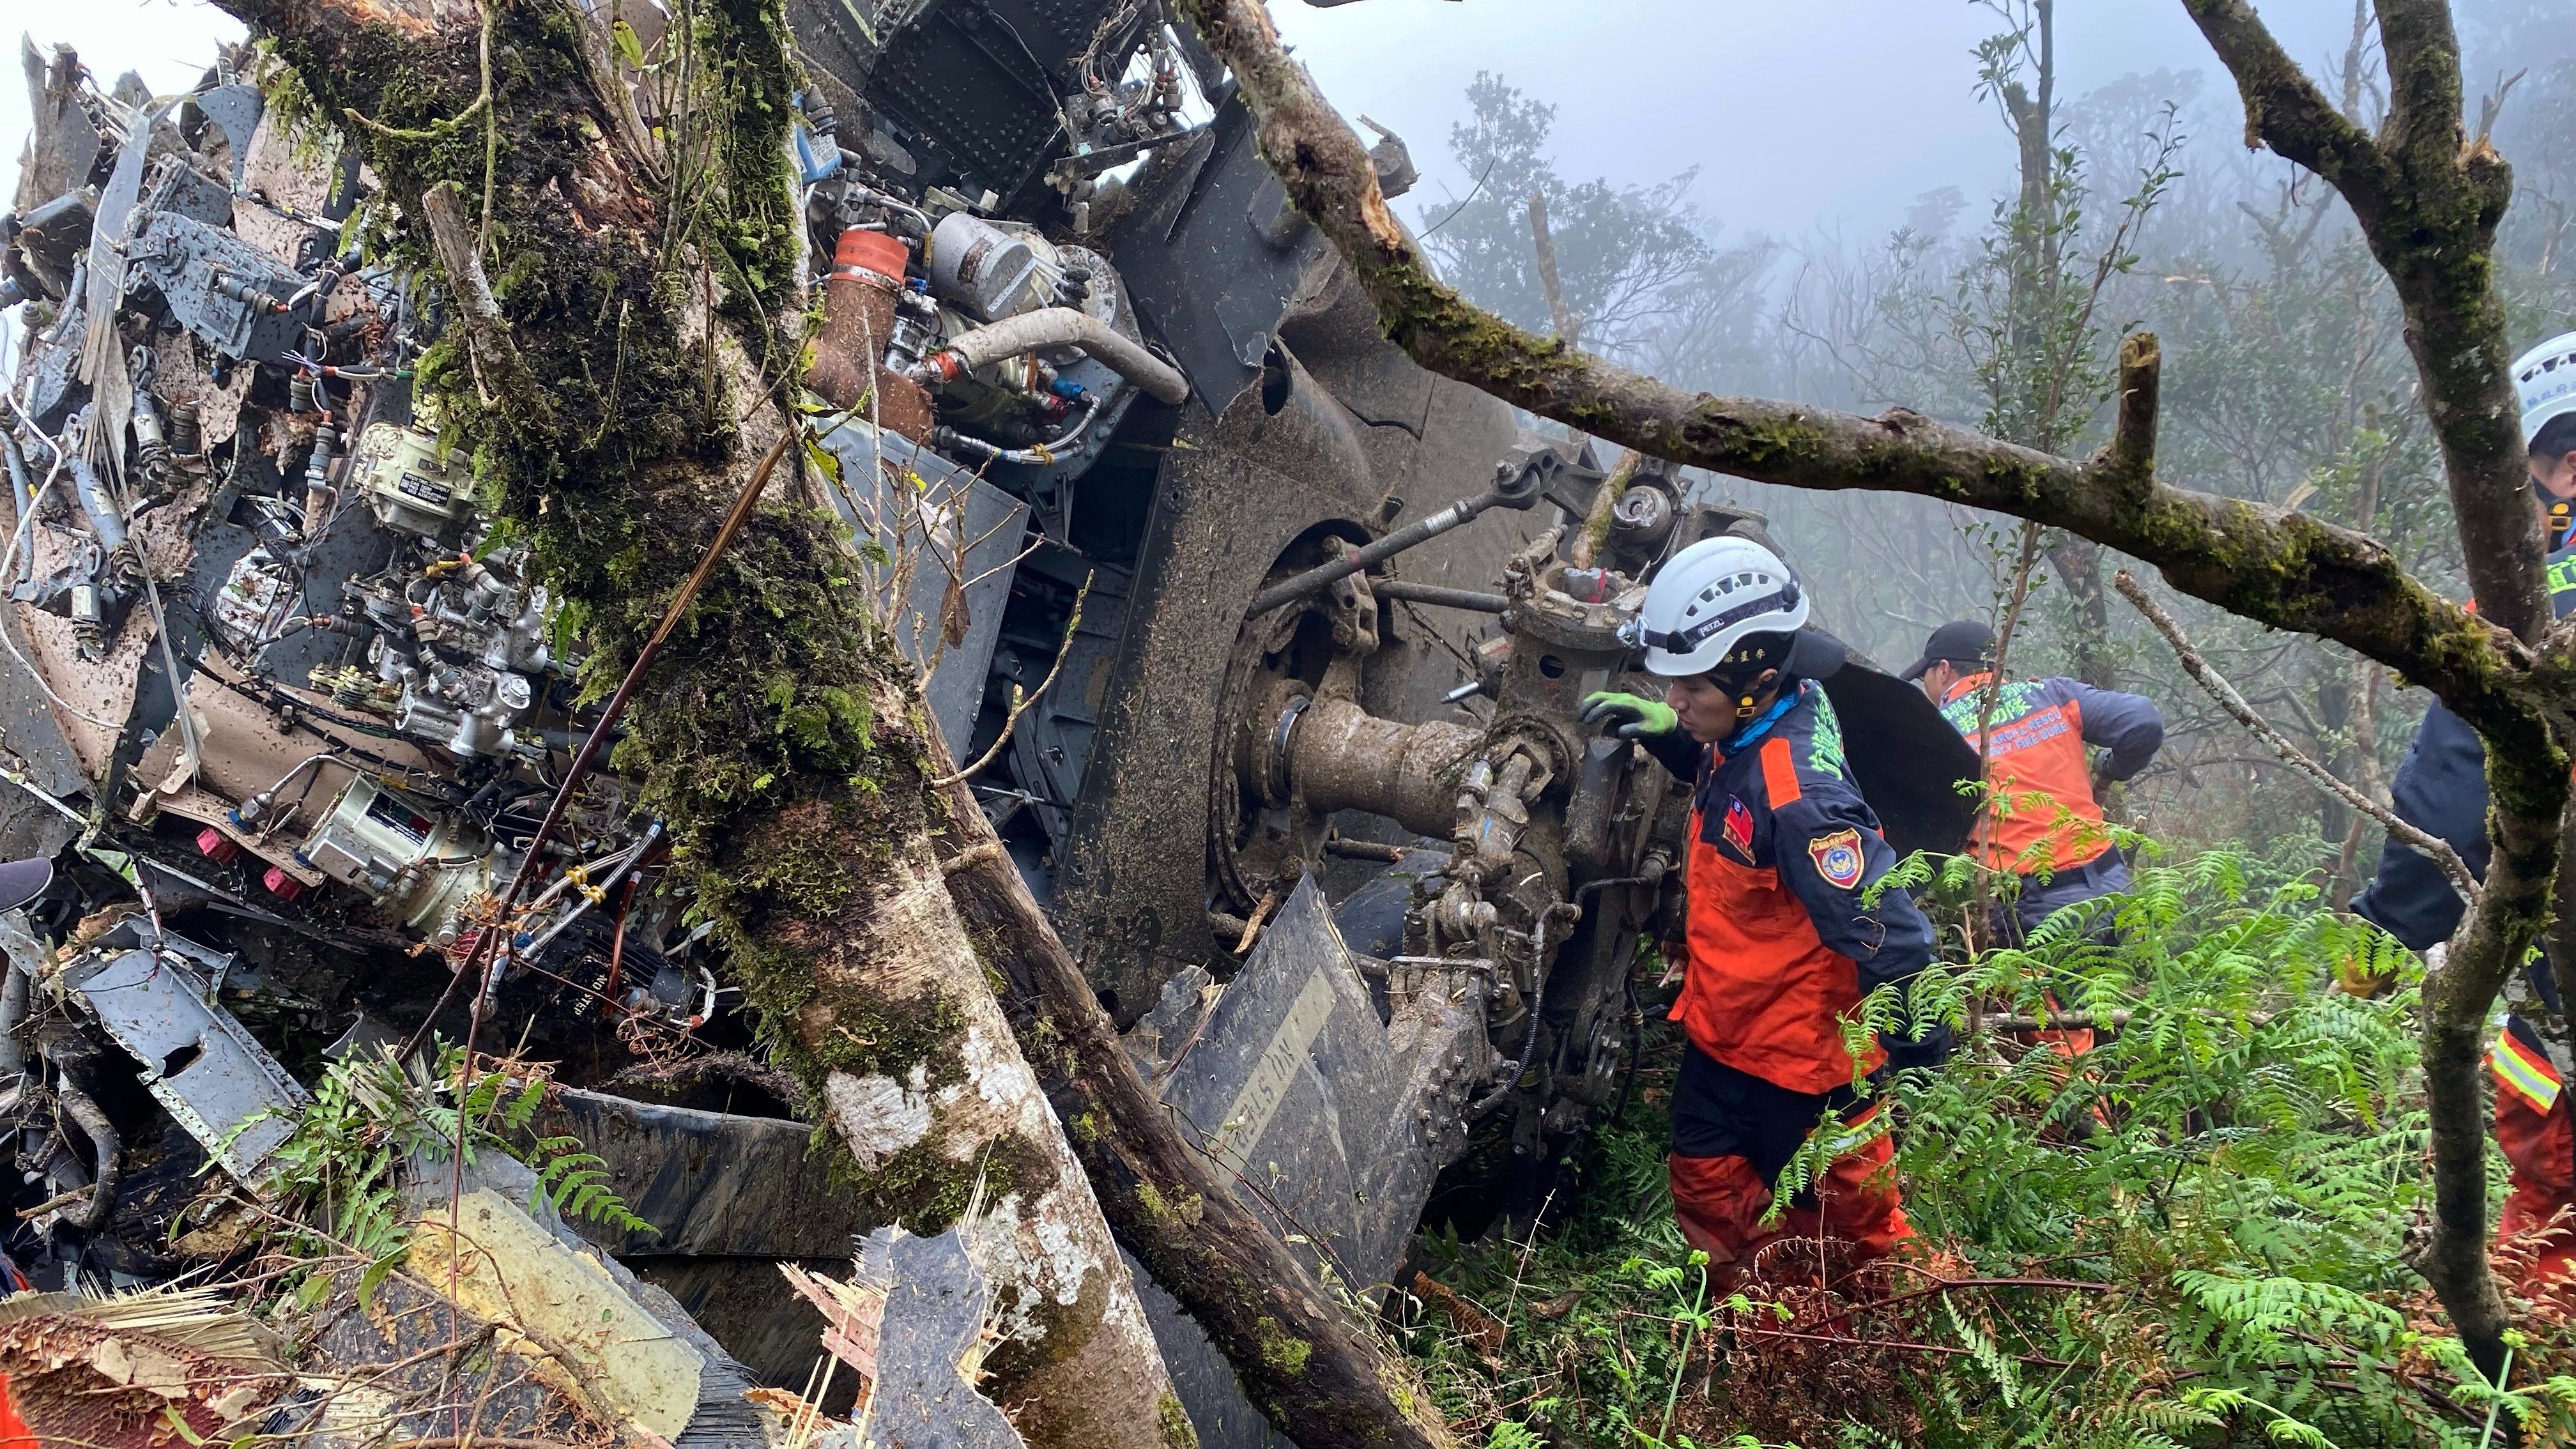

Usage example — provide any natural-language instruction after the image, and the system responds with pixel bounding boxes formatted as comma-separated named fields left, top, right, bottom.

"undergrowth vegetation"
left=1400, top=843, right=2576, bottom=1447
left=223, top=1045, right=648, bottom=1314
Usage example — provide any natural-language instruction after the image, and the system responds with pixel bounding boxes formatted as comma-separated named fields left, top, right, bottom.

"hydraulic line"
left=4, top=432, right=41, bottom=592
left=1373, top=579, right=1508, bottom=613
left=521, top=819, right=666, bottom=963
left=55, top=1071, right=121, bottom=1232
left=933, top=394, right=1104, bottom=467
left=912, top=307, right=1188, bottom=404
left=1246, top=464, right=1543, bottom=616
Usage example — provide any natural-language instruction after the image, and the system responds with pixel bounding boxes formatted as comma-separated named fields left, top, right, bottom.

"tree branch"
left=2372, top=0, right=2465, bottom=154
left=2184, top=0, right=2392, bottom=213
left=2110, top=334, right=2159, bottom=486
left=1168, top=0, right=2523, bottom=733
left=419, top=180, right=544, bottom=413
left=2115, top=569, right=2479, bottom=903
left=1527, top=188, right=1579, bottom=348
left=2184, top=0, right=2539, bottom=646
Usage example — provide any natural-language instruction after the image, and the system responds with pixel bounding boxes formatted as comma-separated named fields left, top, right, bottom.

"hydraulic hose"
left=55, top=1070, right=121, bottom=1232
left=912, top=307, right=1188, bottom=405
left=934, top=395, right=1103, bottom=467
left=3, top=433, right=45, bottom=595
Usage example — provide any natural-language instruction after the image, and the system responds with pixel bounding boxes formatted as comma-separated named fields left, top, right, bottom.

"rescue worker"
left=1581, top=537, right=1946, bottom=1286
left=2350, top=328, right=2576, bottom=1286
left=1903, top=621, right=2165, bottom=944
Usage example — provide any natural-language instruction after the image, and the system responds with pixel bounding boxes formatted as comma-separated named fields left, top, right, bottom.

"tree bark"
left=1167, top=0, right=2570, bottom=1378
left=220, top=0, right=1448, bottom=1440
left=212, top=0, right=1201, bottom=1441
left=2183, top=0, right=2558, bottom=1379
left=928, top=729, right=1454, bottom=1449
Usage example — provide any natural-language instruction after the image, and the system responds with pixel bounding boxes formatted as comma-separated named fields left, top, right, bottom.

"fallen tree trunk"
left=215, top=0, right=1191, bottom=1442
left=926, top=725, right=1453, bottom=1449
left=219, top=0, right=1447, bottom=1441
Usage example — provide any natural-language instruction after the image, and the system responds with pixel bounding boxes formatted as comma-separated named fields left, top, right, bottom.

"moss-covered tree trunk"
left=225, top=1, right=1454, bottom=1443
left=218, top=0, right=1186, bottom=1440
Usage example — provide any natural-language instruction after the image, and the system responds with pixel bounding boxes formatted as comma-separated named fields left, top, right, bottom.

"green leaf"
left=356, top=1253, right=400, bottom=1311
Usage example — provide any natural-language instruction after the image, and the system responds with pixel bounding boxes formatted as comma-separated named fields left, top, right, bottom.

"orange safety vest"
left=1940, top=673, right=2113, bottom=875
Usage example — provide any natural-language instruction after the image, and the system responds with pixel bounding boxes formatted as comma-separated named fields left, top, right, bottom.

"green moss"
left=841, top=1136, right=981, bottom=1231
left=1255, top=1319, right=1312, bottom=1377
left=1156, top=1392, right=1199, bottom=1449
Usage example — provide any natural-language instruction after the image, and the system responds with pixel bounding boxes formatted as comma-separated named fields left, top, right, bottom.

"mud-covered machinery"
left=0, top=38, right=721, bottom=1035
left=0, top=8, right=1975, bottom=1441
left=1210, top=450, right=1700, bottom=1173
left=1194, top=440, right=1979, bottom=1222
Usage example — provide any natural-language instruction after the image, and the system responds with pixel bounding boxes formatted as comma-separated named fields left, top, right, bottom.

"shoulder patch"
left=1809, top=827, right=1866, bottom=890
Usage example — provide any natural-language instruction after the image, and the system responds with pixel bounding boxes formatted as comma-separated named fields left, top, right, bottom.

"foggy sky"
left=1, top=1, right=2374, bottom=248
left=1271, top=0, right=2368, bottom=243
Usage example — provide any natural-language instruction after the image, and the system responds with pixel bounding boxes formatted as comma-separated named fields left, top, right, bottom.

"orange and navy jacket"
left=1938, top=674, right=2164, bottom=875
left=1641, top=684, right=1936, bottom=1095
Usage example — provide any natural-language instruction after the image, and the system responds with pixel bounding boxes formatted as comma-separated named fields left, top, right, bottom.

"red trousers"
left=1669, top=1101, right=1913, bottom=1287
left=2496, top=1075, right=2576, bottom=1286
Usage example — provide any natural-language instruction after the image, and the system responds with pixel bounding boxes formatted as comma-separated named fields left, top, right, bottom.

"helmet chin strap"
left=1717, top=667, right=1780, bottom=719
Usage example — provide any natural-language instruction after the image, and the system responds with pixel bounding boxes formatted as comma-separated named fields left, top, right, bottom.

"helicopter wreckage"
left=0, top=4, right=1976, bottom=1445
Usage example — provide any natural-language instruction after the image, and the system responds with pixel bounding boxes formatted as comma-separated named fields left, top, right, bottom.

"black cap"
left=1900, top=620, right=1995, bottom=682
left=0, top=857, right=50, bottom=914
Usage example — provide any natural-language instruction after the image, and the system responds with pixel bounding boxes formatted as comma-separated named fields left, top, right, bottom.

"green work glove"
left=1580, top=691, right=1676, bottom=740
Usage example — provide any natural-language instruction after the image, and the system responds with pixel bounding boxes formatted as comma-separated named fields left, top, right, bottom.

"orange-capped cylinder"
left=834, top=227, right=911, bottom=284
left=808, top=228, right=935, bottom=439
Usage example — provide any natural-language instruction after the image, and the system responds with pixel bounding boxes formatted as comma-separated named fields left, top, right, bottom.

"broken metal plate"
left=63, top=946, right=310, bottom=1177
left=858, top=1225, right=1025, bottom=1449
left=193, top=82, right=264, bottom=187
left=1155, top=873, right=1429, bottom=1295
left=815, top=420, right=1027, bottom=764
left=529, top=1085, right=871, bottom=1259
left=400, top=1151, right=770, bottom=1449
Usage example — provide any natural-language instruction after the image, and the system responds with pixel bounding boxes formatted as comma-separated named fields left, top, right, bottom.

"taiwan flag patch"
left=1809, top=828, right=1866, bottom=890
left=1722, top=797, right=1754, bottom=857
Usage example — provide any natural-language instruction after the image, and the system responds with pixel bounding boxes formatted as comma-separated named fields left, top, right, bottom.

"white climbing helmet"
left=2515, top=330, right=2576, bottom=444
left=1626, top=535, right=1810, bottom=677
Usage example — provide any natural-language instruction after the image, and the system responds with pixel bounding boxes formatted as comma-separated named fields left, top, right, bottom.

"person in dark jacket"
left=1584, top=537, right=1944, bottom=1286
left=2351, top=329, right=2576, bottom=1285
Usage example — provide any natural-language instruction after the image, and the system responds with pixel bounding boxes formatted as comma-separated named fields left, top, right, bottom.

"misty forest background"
left=1413, top=0, right=2575, bottom=883
left=1377, top=10, right=2576, bottom=1445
